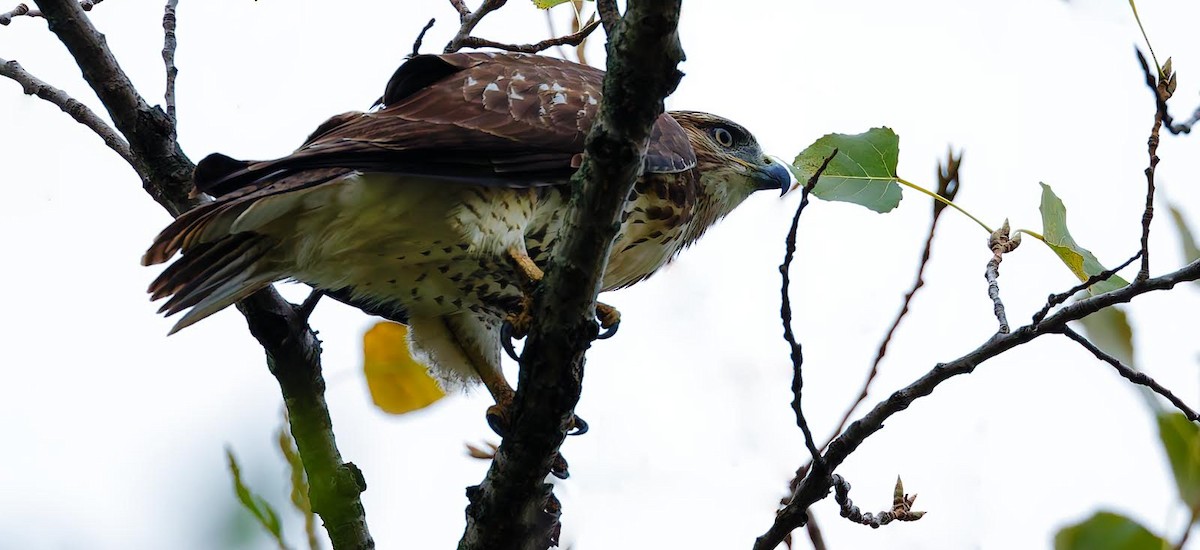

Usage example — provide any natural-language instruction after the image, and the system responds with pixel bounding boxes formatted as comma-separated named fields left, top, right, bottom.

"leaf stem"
left=1014, top=229, right=1046, bottom=243
left=896, top=177, right=993, bottom=233
left=1128, top=0, right=1161, bottom=74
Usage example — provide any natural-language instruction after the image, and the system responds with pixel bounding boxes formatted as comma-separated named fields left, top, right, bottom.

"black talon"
left=596, top=320, right=620, bottom=340
left=567, top=415, right=589, bottom=436
left=500, top=320, right=522, bottom=362
left=550, top=454, right=570, bottom=479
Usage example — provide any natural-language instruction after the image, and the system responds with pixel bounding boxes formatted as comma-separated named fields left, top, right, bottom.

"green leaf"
left=791, top=127, right=903, bottom=213
left=1054, top=511, right=1166, bottom=550
left=226, top=448, right=287, bottom=548
left=1158, top=412, right=1200, bottom=511
left=1039, top=183, right=1130, bottom=295
left=533, top=0, right=590, bottom=8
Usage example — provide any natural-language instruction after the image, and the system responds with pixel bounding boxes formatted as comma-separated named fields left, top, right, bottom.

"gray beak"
left=754, top=160, right=793, bottom=196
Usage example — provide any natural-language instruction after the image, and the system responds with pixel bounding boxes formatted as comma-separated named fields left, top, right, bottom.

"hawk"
left=143, top=52, right=789, bottom=434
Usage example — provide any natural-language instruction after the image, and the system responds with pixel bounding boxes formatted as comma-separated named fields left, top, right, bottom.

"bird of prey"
left=143, top=52, right=790, bottom=435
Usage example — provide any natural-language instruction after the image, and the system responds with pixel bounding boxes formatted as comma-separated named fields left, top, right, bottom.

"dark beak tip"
left=762, top=162, right=792, bottom=196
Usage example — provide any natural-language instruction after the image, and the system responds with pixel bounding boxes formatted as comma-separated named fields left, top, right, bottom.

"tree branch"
left=984, top=220, right=1020, bottom=334
left=1060, top=326, right=1199, bottom=420
left=27, top=1, right=373, bottom=547
left=444, top=0, right=506, bottom=53
left=455, top=18, right=600, bottom=55
left=458, top=1, right=684, bottom=548
left=1136, top=49, right=1175, bottom=282
left=0, top=57, right=134, bottom=167
left=754, top=258, right=1200, bottom=550
left=161, top=0, right=177, bottom=122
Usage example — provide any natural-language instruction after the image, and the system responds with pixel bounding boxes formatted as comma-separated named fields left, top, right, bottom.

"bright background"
left=2, top=1, right=1199, bottom=548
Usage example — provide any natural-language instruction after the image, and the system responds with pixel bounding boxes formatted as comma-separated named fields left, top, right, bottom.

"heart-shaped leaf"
left=363, top=321, right=446, bottom=414
left=791, top=127, right=903, bottom=213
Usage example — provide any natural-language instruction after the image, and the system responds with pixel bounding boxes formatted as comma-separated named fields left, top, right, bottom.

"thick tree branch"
left=27, top=1, right=373, bottom=547
left=458, top=2, right=684, bottom=549
left=755, top=258, right=1200, bottom=550
left=0, top=57, right=134, bottom=167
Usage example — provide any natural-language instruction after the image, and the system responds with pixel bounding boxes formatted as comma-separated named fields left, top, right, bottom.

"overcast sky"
left=3, top=1, right=1200, bottom=549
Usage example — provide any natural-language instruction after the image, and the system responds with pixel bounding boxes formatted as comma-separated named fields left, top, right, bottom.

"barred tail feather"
left=146, top=233, right=279, bottom=334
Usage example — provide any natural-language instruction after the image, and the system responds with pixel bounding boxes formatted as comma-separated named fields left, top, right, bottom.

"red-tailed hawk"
left=143, top=52, right=789, bottom=435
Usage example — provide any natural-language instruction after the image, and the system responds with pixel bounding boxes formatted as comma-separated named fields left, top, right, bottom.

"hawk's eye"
left=712, top=127, right=735, bottom=148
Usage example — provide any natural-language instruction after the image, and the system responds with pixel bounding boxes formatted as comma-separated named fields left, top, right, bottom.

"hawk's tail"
left=147, top=233, right=278, bottom=334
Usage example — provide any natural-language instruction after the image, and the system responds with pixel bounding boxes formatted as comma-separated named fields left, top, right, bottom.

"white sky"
left=2, top=1, right=1200, bottom=549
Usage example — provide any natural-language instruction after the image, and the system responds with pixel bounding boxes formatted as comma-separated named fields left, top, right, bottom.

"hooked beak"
left=752, top=159, right=793, bottom=196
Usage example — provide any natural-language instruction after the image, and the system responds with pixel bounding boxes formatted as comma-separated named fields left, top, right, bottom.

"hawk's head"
left=669, top=110, right=791, bottom=225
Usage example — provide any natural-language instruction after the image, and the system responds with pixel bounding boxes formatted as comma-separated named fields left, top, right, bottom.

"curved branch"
left=0, top=57, right=134, bottom=168
left=755, top=259, right=1200, bottom=550
left=458, top=1, right=684, bottom=548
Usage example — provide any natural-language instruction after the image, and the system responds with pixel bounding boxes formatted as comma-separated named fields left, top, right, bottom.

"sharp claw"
left=550, top=454, right=570, bottom=479
left=486, top=405, right=508, bottom=437
left=596, top=320, right=619, bottom=340
left=567, top=415, right=589, bottom=436
left=500, top=320, right=522, bottom=362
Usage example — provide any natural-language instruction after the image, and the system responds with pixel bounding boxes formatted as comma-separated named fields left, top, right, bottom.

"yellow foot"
left=595, top=302, right=621, bottom=339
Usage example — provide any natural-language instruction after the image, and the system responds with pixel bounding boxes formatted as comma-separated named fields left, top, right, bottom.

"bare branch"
left=27, top=1, right=374, bottom=546
left=1031, top=250, right=1141, bottom=325
left=985, top=220, right=1020, bottom=334
left=1060, top=326, right=1199, bottom=421
left=161, top=0, right=178, bottom=123
left=444, top=0, right=507, bottom=53
left=832, top=475, right=925, bottom=528
left=0, top=0, right=102, bottom=24
left=410, top=17, right=436, bottom=57
left=458, top=1, right=684, bottom=548
left=754, top=258, right=1200, bottom=550
left=781, top=150, right=838, bottom=469
left=1137, top=48, right=1198, bottom=135
left=1136, top=48, right=1175, bottom=281
left=456, top=18, right=600, bottom=55
left=0, top=57, right=135, bottom=168
left=0, top=3, right=30, bottom=24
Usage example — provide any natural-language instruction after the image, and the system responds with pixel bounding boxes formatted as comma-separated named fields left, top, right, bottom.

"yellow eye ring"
left=713, top=127, right=734, bottom=148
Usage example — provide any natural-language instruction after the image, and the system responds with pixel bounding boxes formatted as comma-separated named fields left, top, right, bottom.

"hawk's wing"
left=194, top=53, right=697, bottom=199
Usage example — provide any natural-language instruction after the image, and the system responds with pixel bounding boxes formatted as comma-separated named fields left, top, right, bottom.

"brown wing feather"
left=193, top=53, right=696, bottom=198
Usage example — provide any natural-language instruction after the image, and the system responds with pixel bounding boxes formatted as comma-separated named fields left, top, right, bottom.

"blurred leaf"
left=278, top=422, right=320, bottom=550
left=1166, top=201, right=1199, bottom=283
left=363, top=321, right=446, bottom=414
left=1158, top=412, right=1200, bottom=511
left=1076, top=305, right=1135, bottom=366
left=1054, top=511, right=1165, bottom=550
left=1039, top=183, right=1130, bottom=295
left=791, top=127, right=903, bottom=213
left=225, top=448, right=288, bottom=550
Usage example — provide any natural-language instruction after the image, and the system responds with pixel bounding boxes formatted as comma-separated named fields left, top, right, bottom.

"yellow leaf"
left=363, top=321, right=445, bottom=414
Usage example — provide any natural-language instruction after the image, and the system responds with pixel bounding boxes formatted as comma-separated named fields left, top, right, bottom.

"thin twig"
left=816, top=149, right=961, bottom=463
left=456, top=18, right=600, bottom=55
left=1032, top=250, right=1142, bottom=325
left=161, top=0, right=178, bottom=123
left=985, top=220, right=1020, bottom=334
left=754, top=258, right=1200, bottom=550
left=410, top=17, right=436, bottom=57
left=443, top=0, right=506, bottom=53
left=831, top=475, right=924, bottom=528
left=1136, top=48, right=1174, bottom=281
left=0, top=57, right=136, bottom=168
left=781, top=150, right=838, bottom=468
left=1136, top=49, right=1198, bottom=135
left=1060, top=326, right=1199, bottom=420
left=804, top=516, right=827, bottom=550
